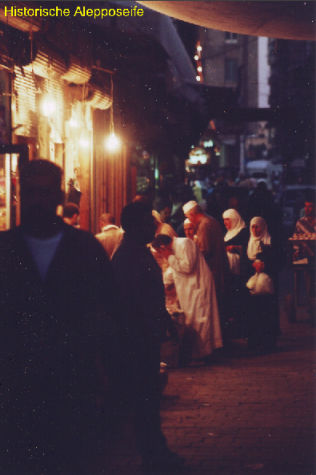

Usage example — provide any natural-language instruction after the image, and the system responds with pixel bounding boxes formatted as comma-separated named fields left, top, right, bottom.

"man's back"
left=96, top=224, right=123, bottom=259
left=110, top=202, right=183, bottom=472
left=196, top=214, right=228, bottom=297
left=0, top=223, right=118, bottom=473
left=112, top=235, right=167, bottom=342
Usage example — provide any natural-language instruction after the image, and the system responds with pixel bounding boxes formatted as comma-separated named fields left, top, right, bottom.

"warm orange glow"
left=104, top=132, right=121, bottom=152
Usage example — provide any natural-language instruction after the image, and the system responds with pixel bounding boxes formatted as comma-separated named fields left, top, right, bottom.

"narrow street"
left=105, top=271, right=315, bottom=475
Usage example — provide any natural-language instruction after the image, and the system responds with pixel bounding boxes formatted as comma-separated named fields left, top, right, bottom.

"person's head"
left=250, top=216, right=267, bottom=238
left=132, top=192, right=153, bottom=207
left=20, top=159, right=63, bottom=232
left=222, top=208, right=242, bottom=231
left=120, top=201, right=156, bottom=244
left=154, top=198, right=172, bottom=223
left=183, top=218, right=195, bottom=240
left=304, top=200, right=315, bottom=218
left=182, top=200, right=203, bottom=226
left=151, top=234, right=173, bottom=252
left=100, top=212, right=115, bottom=229
left=159, top=205, right=171, bottom=223
left=63, top=202, right=80, bottom=226
left=223, top=217, right=232, bottom=231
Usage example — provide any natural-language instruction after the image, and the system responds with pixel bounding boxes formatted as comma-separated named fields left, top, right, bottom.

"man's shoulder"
left=175, top=236, right=195, bottom=250
left=96, top=227, right=123, bottom=239
left=0, top=229, right=18, bottom=253
left=295, top=216, right=316, bottom=229
left=64, top=225, right=95, bottom=242
left=95, top=230, right=106, bottom=241
left=63, top=226, right=109, bottom=258
left=199, top=214, right=217, bottom=229
left=112, top=240, right=155, bottom=270
left=0, top=228, right=15, bottom=241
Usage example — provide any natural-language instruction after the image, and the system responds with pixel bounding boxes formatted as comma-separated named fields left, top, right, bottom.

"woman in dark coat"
left=222, top=209, right=249, bottom=340
left=246, top=216, right=281, bottom=352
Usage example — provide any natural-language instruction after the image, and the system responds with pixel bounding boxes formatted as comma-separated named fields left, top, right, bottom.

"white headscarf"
left=247, top=216, right=271, bottom=260
left=222, top=209, right=246, bottom=242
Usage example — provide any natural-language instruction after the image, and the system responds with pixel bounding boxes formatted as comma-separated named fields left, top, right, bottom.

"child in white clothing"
left=246, top=254, right=277, bottom=352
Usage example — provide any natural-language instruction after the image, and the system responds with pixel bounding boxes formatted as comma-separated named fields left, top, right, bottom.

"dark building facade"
left=268, top=38, right=315, bottom=183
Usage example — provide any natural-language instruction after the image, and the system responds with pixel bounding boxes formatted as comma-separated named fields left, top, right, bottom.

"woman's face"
left=251, top=223, right=262, bottom=237
left=224, top=218, right=232, bottom=231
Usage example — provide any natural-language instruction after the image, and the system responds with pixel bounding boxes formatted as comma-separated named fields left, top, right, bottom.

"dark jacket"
left=112, top=235, right=171, bottom=347
left=0, top=222, right=118, bottom=471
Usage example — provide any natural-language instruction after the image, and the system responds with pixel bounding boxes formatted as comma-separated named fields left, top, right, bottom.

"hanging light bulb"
left=105, top=74, right=121, bottom=153
left=105, top=131, right=121, bottom=152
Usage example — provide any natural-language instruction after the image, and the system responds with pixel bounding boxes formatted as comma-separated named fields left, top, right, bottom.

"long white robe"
left=166, top=237, right=223, bottom=358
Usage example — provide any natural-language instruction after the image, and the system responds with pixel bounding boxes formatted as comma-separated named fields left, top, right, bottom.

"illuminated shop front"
left=0, top=18, right=133, bottom=232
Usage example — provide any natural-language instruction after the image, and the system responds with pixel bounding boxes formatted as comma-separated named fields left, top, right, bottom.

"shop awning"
left=138, top=1, right=316, bottom=41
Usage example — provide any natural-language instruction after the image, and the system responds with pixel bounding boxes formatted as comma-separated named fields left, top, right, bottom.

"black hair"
left=120, top=201, right=152, bottom=233
left=153, top=197, right=172, bottom=213
left=151, top=234, right=172, bottom=250
left=63, top=202, right=80, bottom=218
left=20, top=159, right=62, bottom=189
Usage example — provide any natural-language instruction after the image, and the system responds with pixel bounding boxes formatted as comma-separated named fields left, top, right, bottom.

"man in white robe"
left=152, top=234, right=223, bottom=362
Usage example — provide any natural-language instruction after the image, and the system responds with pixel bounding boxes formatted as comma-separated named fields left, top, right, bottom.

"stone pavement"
left=102, top=299, right=315, bottom=475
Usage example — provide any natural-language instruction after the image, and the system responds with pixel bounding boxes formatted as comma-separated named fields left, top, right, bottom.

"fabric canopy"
left=138, top=1, right=316, bottom=41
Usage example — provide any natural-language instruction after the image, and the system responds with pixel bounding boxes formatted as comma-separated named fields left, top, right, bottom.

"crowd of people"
left=1, top=158, right=313, bottom=474
left=148, top=199, right=282, bottom=358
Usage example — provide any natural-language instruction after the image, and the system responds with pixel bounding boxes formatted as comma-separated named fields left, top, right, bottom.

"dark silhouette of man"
left=112, top=201, right=183, bottom=472
left=63, top=202, right=80, bottom=227
left=0, top=159, right=118, bottom=474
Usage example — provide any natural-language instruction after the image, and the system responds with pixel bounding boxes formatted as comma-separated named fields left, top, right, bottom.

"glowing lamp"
left=105, top=132, right=121, bottom=152
left=104, top=74, right=121, bottom=153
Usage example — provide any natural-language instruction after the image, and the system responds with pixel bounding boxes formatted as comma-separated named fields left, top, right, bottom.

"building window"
left=225, top=32, right=238, bottom=43
left=225, top=58, right=238, bottom=82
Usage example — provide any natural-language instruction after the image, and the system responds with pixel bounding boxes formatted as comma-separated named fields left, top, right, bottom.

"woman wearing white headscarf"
left=245, top=216, right=280, bottom=351
left=222, top=209, right=249, bottom=340
left=222, top=209, right=248, bottom=275
left=247, top=216, right=271, bottom=262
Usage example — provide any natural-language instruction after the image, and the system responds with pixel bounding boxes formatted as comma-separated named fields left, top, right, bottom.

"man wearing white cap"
left=183, top=200, right=228, bottom=304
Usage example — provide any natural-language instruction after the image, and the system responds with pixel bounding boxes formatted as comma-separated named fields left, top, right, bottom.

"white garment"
left=166, top=237, right=223, bottom=358
left=95, top=225, right=124, bottom=259
left=247, top=216, right=271, bottom=260
left=222, top=208, right=246, bottom=242
left=246, top=272, right=274, bottom=295
left=226, top=251, right=240, bottom=275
